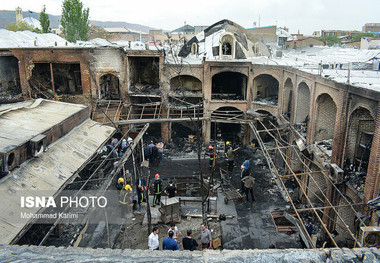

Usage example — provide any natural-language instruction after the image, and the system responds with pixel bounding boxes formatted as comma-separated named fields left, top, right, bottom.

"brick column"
left=13, top=53, right=32, bottom=99
left=331, top=86, right=349, bottom=166
left=161, top=122, right=171, bottom=144
left=363, top=102, right=380, bottom=204
left=202, top=120, right=211, bottom=145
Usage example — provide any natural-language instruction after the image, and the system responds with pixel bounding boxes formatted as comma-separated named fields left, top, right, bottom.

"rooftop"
left=0, top=99, right=115, bottom=245
left=0, top=29, right=70, bottom=48
left=0, top=99, right=86, bottom=153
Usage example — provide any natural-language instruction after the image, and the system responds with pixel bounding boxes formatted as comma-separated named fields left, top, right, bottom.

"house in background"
left=285, top=37, right=326, bottom=49
left=361, top=37, right=380, bottom=49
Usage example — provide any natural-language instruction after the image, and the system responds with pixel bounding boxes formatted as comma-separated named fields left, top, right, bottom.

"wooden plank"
left=153, top=105, right=157, bottom=119
left=140, top=105, right=145, bottom=119
left=113, top=117, right=209, bottom=125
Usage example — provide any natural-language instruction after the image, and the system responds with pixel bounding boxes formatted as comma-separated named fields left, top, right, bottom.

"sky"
left=1, top=0, right=378, bottom=34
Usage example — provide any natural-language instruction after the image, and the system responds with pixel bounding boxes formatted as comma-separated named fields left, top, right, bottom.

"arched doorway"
left=345, top=107, right=374, bottom=170
left=253, top=74, right=279, bottom=105
left=170, top=75, right=202, bottom=92
left=282, top=78, right=293, bottom=119
left=314, top=94, right=336, bottom=141
left=295, top=82, right=311, bottom=136
left=211, top=107, right=244, bottom=144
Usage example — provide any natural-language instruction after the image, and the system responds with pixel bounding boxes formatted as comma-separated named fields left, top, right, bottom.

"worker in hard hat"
left=225, top=141, right=231, bottom=152
left=152, top=173, right=162, bottom=207
left=119, top=139, right=128, bottom=157
left=225, top=145, right=240, bottom=172
left=116, top=177, right=125, bottom=191
left=205, top=145, right=215, bottom=170
left=119, top=184, right=133, bottom=217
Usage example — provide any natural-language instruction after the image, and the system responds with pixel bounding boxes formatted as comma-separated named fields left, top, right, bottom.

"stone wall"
left=0, top=245, right=378, bottom=262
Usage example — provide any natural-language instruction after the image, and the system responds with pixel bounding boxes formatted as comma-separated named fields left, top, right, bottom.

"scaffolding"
left=249, top=118, right=367, bottom=248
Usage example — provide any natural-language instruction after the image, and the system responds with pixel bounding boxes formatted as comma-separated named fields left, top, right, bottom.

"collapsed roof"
left=178, top=19, right=270, bottom=59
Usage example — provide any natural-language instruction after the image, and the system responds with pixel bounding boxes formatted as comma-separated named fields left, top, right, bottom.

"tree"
left=352, top=33, right=375, bottom=42
left=39, top=5, right=51, bottom=33
left=6, top=21, right=35, bottom=32
left=318, top=36, right=341, bottom=46
left=61, top=0, right=90, bottom=42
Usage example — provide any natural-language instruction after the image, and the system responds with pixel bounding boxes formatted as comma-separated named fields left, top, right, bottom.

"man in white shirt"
left=168, top=222, right=179, bottom=242
left=148, top=227, right=159, bottom=250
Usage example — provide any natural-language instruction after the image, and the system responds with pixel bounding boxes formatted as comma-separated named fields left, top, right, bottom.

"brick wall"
left=345, top=108, right=375, bottom=163
left=335, top=197, right=356, bottom=244
left=295, top=82, right=310, bottom=123
left=315, top=94, right=337, bottom=141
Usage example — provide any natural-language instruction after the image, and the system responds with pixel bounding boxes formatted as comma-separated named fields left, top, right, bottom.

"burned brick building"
left=0, top=19, right=380, bottom=250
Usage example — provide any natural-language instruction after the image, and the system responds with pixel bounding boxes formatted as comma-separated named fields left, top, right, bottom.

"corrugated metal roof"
left=22, top=17, right=41, bottom=29
left=0, top=29, right=71, bottom=48
left=104, top=27, right=144, bottom=34
left=0, top=117, right=115, bottom=244
left=0, top=99, right=87, bottom=153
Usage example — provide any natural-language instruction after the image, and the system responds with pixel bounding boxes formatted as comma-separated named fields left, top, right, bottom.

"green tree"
left=352, top=33, right=375, bottom=42
left=6, top=21, right=35, bottom=32
left=39, top=5, right=51, bottom=33
left=61, top=0, right=90, bottom=42
left=318, top=36, right=342, bottom=46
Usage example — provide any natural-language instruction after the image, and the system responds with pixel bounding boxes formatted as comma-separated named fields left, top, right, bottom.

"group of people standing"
left=110, top=136, right=134, bottom=157
left=151, top=174, right=177, bottom=207
left=206, top=141, right=256, bottom=203
left=148, top=223, right=213, bottom=251
left=118, top=172, right=178, bottom=207
left=143, top=140, right=164, bottom=167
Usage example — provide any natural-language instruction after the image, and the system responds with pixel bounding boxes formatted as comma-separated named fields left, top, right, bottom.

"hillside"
left=0, top=10, right=155, bottom=33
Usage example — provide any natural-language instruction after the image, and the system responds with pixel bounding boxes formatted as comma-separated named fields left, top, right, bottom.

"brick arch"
left=211, top=106, right=244, bottom=117
left=253, top=69, right=282, bottom=83
left=170, top=75, right=202, bottom=92
left=314, top=93, right=337, bottom=141
left=296, top=77, right=313, bottom=92
left=210, top=68, right=248, bottom=78
left=348, top=104, right=376, bottom=120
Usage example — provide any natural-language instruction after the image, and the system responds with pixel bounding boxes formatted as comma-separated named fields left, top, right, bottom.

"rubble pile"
left=343, top=159, right=366, bottom=197
left=129, top=84, right=161, bottom=95
left=211, top=94, right=244, bottom=100
left=254, top=96, right=278, bottom=105
left=294, top=122, right=308, bottom=137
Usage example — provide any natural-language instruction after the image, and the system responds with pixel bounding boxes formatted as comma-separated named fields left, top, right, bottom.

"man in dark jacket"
left=165, top=180, right=177, bottom=198
left=182, top=229, right=198, bottom=251
left=241, top=173, right=255, bottom=202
